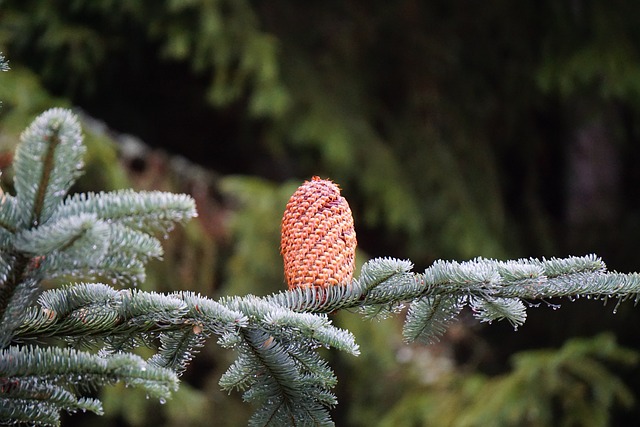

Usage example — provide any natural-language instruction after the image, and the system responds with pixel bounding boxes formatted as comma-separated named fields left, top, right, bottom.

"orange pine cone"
left=281, top=176, right=357, bottom=290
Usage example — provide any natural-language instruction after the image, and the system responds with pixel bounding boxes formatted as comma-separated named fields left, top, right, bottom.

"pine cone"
left=281, top=176, right=357, bottom=290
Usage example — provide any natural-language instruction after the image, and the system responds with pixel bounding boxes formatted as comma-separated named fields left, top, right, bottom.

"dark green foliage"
left=379, top=334, right=637, bottom=427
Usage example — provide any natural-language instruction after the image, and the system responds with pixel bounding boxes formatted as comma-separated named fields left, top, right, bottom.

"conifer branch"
left=403, top=295, right=464, bottom=344
left=51, top=190, right=197, bottom=235
left=0, top=346, right=178, bottom=426
left=0, top=108, right=199, bottom=425
left=4, top=107, right=640, bottom=426
left=12, top=287, right=358, bottom=425
left=0, top=274, right=40, bottom=348
left=13, top=109, right=85, bottom=228
left=259, top=255, right=640, bottom=347
left=221, top=327, right=337, bottom=427
left=469, top=296, right=527, bottom=328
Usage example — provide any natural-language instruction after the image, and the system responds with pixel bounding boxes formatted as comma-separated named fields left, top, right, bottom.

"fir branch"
left=0, top=345, right=179, bottom=393
left=218, top=350, right=255, bottom=392
left=37, top=283, right=118, bottom=318
left=277, top=255, right=633, bottom=315
left=116, top=289, right=186, bottom=324
left=107, top=223, right=164, bottom=261
left=13, top=109, right=85, bottom=227
left=14, top=285, right=187, bottom=342
left=0, top=109, right=88, bottom=349
left=14, top=213, right=109, bottom=259
left=540, top=254, right=605, bottom=276
left=0, top=346, right=178, bottom=426
left=265, top=281, right=365, bottom=314
left=217, top=296, right=358, bottom=425
left=509, top=271, right=640, bottom=300
left=149, top=328, right=207, bottom=374
left=0, top=278, right=40, bottom=348
left=15, top=284, right=356, bottom=424
left=261, top=256, right=640, bottom=348
left=220, top=295, right=359, bottom=356
left=470, top=296, right=527, bottom=328
left=8, top=253, right=640, bottom=426
left=362, top=271, right=425, bottom=307
left=357, top=257, right=414, bottom=291
left=358, top=300, right=406, bottom=320
left=259, top=306, right=359, bottom=355
left=403, top=295, right=464, bottom=344
left=224, top=328, right=335, bottom=427
left=161, top=292, right=249, bottom=373
left=0, top=231, right=37, bottom=347
left=51, top=190, right=197, bottom=235
left=14, top=288, right=248, bottom=369
left=0, top=381, right=102, bottom=427
left=0, top=108, right=203, bottom=425
left=171, top=291, right=249, bottom=335
left=43, top=253, right=147, bottom=287
left=14, top=216, right=158, bottom=290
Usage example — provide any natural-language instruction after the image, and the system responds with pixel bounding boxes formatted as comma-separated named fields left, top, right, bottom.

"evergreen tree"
left=2, top=103, right=640, bottom=425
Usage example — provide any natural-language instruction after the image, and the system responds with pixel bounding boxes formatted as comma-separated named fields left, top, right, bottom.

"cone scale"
left=281, top=176, right=357, bottom=290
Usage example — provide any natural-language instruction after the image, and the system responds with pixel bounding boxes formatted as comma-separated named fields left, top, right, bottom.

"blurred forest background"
left=3, top=1, right=640, bottom=426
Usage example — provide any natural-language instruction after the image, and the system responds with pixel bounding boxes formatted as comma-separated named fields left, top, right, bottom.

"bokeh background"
left=2, top=1, right=640, bottom=425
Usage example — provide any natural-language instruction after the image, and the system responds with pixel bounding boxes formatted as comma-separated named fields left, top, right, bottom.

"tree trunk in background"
left=566, top=101, right=621, bottom=250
